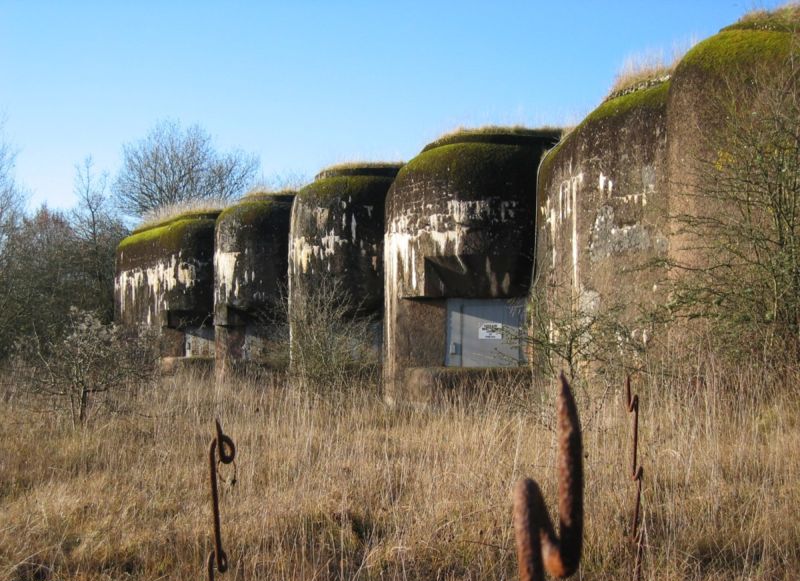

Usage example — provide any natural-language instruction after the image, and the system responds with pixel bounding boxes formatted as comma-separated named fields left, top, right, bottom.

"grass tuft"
left=136, top=198, right=229, bottom=232
left=727, top=2, right=800, bottom=32
left=608, top=48, right=682, bottom=97
left=422, top=126, right=562, bottom=153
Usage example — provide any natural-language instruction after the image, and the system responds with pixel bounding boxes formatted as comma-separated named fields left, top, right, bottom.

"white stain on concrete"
left=116, top=252, right=203, bottom=322
left=214, top=250, right=240, bottom=304
left=385, top=197, right=520, bottom=296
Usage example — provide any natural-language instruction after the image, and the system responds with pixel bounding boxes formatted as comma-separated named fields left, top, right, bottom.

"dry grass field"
left=0, top=356, right=798, bottom=581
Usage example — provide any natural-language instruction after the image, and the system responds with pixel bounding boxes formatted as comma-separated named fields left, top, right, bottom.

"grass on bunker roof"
left=134, top=199, right=229, bottom=233
left=730, top=2, right=800, bottom=31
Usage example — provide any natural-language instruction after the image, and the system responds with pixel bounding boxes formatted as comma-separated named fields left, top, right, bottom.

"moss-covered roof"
left=724, top=4, right=800, bottom=32
left=217, top=191, right=295, bottom=226
left=539, top=6, right=797, bottom=188
left=397, top=143, right=547, bottom=198
left=118, top=211, right=219, bottom=256
left=585, top=80, right=671, bottom=125
left=537, top=80, right=670, bottom=183
left=129, top=210, right=222, bottom=236
left=394, top=126, right=560, bottom=192
left=421, top=126, right=562, bottom=152
left=678, top=28, right=793, bottom=72
left=297, top=174, right=396, bottom=205
left=314, top=162, right=404, bottom=181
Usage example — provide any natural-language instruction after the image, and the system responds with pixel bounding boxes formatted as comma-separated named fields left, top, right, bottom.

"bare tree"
left=0, top=206, right=82, bottom=356
left=71, top=156, right=128, bottom=321
left=0, top=119, right=23, bottom=251
left=113, top=120, right=259, bottom=217
left=0, top=124, right=25, bottom=355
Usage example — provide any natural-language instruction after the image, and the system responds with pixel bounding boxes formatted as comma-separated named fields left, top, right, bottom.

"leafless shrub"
left=526, top=282, right=647, bottom=381
left=12, top=309, right=159, bottom=427
left=660, top=39, right=800, bottom=362
left=288, top=279, right=380, bottom=388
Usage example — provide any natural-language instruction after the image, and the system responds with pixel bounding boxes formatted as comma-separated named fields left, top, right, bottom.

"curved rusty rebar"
left=513, top=373, right=583, bottom=581
left=625, top=376, right=644, bottom=581
left=208, top=419, right=236, bottom=581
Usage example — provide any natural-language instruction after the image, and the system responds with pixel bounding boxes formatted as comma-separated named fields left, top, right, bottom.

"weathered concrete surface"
left=385, top=128, right=559, bottom=404
left=214, top=191, right=294, bottom=378
left=665, top=18, right=796, bottom=271
left=535, top=11, right=798, bottom=361
left=288, top=163, right=402, bottom=357
left=536, top=82, right=670, bottom=360
left=115, top=210, right=219, bottom=359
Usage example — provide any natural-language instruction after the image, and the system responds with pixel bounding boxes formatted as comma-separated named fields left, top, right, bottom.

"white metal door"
left=445, top=298, right=524, bottom=367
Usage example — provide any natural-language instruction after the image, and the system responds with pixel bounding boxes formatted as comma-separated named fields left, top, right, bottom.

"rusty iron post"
left=513, top=373, right=583, bottom=581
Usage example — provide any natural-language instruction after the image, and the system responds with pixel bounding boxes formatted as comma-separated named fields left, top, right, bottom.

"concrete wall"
left=214, top=191, right=295, bottom=378
left=288, top=163, right=402, bottom=358
left=536, top=82, right=670, bottom=360
left=114, top=210, right=219, bottom=362
left=385, top=128, right=559, bottom=404
left=534, top=13, right=797, bottom=364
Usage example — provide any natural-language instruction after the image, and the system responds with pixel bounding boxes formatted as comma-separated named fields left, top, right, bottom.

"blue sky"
left=0, top=1, right=784, bottom=210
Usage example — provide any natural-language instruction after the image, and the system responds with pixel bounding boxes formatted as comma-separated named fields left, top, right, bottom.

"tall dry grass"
left=608, top=39, right=694, bottom=97
left=0, top=356, right=798, bottom=580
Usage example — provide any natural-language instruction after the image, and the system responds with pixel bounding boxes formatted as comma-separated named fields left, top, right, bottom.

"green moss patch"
left=396, top=140, right=541, bottom=197
left=218, top=192, right=295, bottom=227
left=422, top=126, right=561, bottom=153
left=118, top=213, right=218, bottom=257
left=537, top=138, right=568, bottom=187
left=678, top=29, right=792, bottom=73
left=724, top=5, right=800, bottom=32
left=583, top=80, right=671, bottom=126
left=130, top=210, right=221, bottom=236
left=297, top=175, right=395, bottom=205
left=314, top=162, right=404, bottom=181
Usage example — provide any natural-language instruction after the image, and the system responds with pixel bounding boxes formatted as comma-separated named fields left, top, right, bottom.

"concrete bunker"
left=535, top=7, right=799, bottom=364
left=288, top=162, right=403, bottom=363
left=214, top=190, right=295, bottom=379
left=384, top=127, right=560, bottom=404
left=536, top=78, right=672, bottom=365
left=115, top=210, right=220, bottom=372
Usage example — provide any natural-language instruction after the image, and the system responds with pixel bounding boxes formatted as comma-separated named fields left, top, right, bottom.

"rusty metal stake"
left=207, top=419, right=236, bottom=581
left=513, top=372, right=583, bottom=581
left=625, top=376, right=644, bottom=581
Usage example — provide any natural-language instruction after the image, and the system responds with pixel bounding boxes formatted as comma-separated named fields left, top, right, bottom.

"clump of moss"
left=243, top=188, right=296, bottom=200
left=217, top=191, right=295, bottom=227
left=297, top=175, right=395, bottom=205
left=314, top=162, right=404, bottom=181
left=422, top=126, right=562, bottom=152
left=584, top=80, right=671, bottom=126
left=118, top=211, right=219, bottom=257
left=678, top=28, right=793, bottom=72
